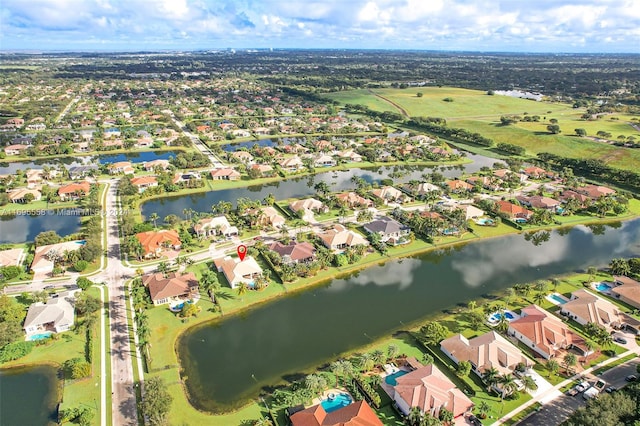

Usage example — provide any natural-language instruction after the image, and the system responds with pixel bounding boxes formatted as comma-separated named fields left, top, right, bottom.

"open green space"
left=325, top=87, right=640, bottom=171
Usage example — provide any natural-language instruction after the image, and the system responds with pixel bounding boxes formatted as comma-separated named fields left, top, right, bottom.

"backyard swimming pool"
left=488, top=310, right=518, bottom=324
left=384, top=370, right=409, bottom=386
left=595, top=282, right=612, bottom=292
left=475, top=218, right=495, bottom=226
left=547, top=293, right=568, bottom=305
left=320, top=392, right=352, bottom=413
left=26, top=331, right=53, bottom=341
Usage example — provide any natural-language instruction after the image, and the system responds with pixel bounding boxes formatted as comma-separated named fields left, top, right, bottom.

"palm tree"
left=533, top=292, right=546, bottom=306
left=407, top=406, right=423, bottom=426
left=534, top=281, right=547, bottom=293
left=467, top=300, right=477, bottom=311
left=253, top=418, right=273, bottom=426
left=583, top=340, right=598, bottom=361
left=372, top=349, right=385, bottom=367
left=563, top=353, right=577, bottom=375
left=477, top=401, right=490, bottom=419
left=546, top=359, right=560, bottom=377
left=482, top=367, right=500, bottom=390
left=236, top=282, right=249, bottom=296
left=369, top=374, right=382, bottom=389
left=157, top=261, right=169, bottom=275
left=521, top=375, right=537, bottom=393
left=149, top=212, right=159, bottom=229
left=387, top=344, right=399, bottom=361
left=330, top=361, right=344, bottom=387
left=498, top=373, right=519, bottom=400
left=304, top=374, right=321, bottom=394
left=359, top=352, right=375, bottom=372
left=438, top=407, right=453, bottom=425
left=610, top=258, right=631, bottom=276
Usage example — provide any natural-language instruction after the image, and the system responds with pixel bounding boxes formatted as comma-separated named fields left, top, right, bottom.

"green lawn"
left=325, top=87, right=640, bottom=171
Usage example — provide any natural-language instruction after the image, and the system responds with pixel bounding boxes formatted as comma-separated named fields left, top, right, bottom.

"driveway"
left=525, top=369, right=562, bottom=404
left=516, top=358, right=640, bottom=426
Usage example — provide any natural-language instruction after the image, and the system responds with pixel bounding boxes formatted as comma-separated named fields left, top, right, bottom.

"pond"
left=0, top=150, right=183, bottom=174
left=140, top=152, right=495, bottom=220
left=178, top=219, right=640, bottom=412
left=0, top=365, right=59, bottom=426
left=0, top=211, right=82, bottom=244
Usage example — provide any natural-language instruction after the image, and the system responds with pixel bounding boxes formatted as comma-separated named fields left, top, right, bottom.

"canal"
left=0, top=365, right=59, bottom=426
left=140, top=152, right=495, bottom=220
left=178, top=219, right=640, bottom=412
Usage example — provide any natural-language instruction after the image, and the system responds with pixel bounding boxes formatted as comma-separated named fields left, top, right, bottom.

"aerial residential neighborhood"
left=1, top=3, right=639, bottom=426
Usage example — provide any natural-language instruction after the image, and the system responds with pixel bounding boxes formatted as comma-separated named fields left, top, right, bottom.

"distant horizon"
left=1, top=47, right=639, bottom=56
left=2, top=0, right=638, bottom=54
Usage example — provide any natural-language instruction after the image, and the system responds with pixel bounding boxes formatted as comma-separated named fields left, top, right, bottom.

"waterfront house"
left=108, top=161, right=135, bottom=175
left=231, top=150, right=253, bottom=164
left=278, top=156, right=304, bottom=172
left=440, top=330, right=530, bottom=377
left=0, top=248, right=24, bottom=267
left=576, top=184, right=616, bottom=199
left=314, top=154, right=336, bottom=167
left=269, top=241, right=316, bottom=264
left=210, top=168, right=241, bottom=181
left=68, top=165, right=99, bottom=180
left=522, top=166, right=548, bottom=179
left=515, top=195, right=561, bottom=211
left=141, top=271, right=199, bottom=306
left=290, top=400, right=382, bottom=426
left=58, top=181, right=91, bottom=201
left=135, top=230, right=182, bottom=259
left=31, top=240, right=85, bottom=276
left=391, top=357, right=473, bottom=419
left=560, top=289, right=640, bottom=333
left=496, top=200, right=533, bottom=221
left=508, top=305, right=588, bottom=359
left=8, top=188, right=42, bottom=203
left=363, top=217, right=410, bottom=245
left=414, top=182, right=441, bottom=197
left=558, top=190, right=591, bottom=207
left=250, top=164, right=275, bottom=177
left=317, top=224, right=369, bottom=251
left=3, top=144, right=29, bottom=156
left=245, top=206, right=286, bottom=229
left=370, top=186, right=410, bottom=205
left=130, top=176, right=158, bottom=193
left=23, top=291, right=78, bottom=335
left=336, top=192, right=373, bottom=209
left=445, top=180, right=473, bottom=194
left=213, top=256, right=263, bottom=289
left=611, top=276, right=640, bottom=309
left=457, top=204, right=485, bottom=220
left=193, top=216, right=239, bottom=239
left=289, top=198, right=328, bottom=215
left=143, top=159, right=171, bottom=171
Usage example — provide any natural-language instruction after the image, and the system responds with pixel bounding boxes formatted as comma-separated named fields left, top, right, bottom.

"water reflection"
left=0, top=212, right=81, bottom=244
left=330, top=258, right=423, bottom=291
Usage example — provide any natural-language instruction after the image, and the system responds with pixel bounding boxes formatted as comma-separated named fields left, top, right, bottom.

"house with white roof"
left=23, top=290, right=79, bottom=335
left=213, top=256, right=263, bottom=289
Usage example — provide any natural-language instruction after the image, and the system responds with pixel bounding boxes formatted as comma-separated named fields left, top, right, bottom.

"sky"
left=1, top=0, right=639, bottom=53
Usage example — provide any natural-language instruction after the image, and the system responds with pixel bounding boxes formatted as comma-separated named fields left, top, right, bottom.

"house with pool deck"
left=440, top=330, right=531, bottom=378
left=560, top=289, right=640, bottom=334
left=23, top=290, right=79, bottom=335
left=213, top=255, right=263, bottom=289
left=508, top=304, right=589, bottom=360
left=610, top=276, right=640, bottom=310
left=141, top=271, right=199, bottom=306
left=388, top=357, right=473, bottom=419
left=289, top=400, right=382, bottom=426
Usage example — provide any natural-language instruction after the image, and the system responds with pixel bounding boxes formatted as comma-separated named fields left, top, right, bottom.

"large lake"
left=0, top=365, right=59, bottom=426
left=0, top=150, right=182, bottom=174
left=178, top=219, right=640, bottom=412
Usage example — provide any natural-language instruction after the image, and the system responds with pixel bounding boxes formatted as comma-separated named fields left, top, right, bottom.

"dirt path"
left=367, top=89, right=410, bottom=117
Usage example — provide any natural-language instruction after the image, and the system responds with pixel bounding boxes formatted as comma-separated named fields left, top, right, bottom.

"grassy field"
left=324, top=87, right=640, bottom=171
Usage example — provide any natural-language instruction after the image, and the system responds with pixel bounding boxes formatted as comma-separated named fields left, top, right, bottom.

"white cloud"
left=0, top=0, right=637, bottom=51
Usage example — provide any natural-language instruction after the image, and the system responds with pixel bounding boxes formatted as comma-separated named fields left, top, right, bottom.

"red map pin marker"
left=237, top=245, right=247, bottom=261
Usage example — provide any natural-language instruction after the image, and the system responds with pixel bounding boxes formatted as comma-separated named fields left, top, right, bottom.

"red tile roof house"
left=515, top=195, right=561, bottom=211
left=290, top=400, right=382, bottom=426
left=522, top=166, right=548, bottom=179
left=142, top=271, right=199, bottom=306
left=446, top=179, right=474, bottom=193
left=390, top=357, right=474, bottom=419
left=558, top=190, right=591, bottom=207
left=57, top=181, right=91, bottom=201
left=336, top=192, right=373, bottom=209
left=130, top=176, right=158, bottom=193
left=508, top=305, right=589, bottom=359
left=496, top=200, right=533, bottom=221
left=269, top=241, right=316, bottom=265
left=576, top=184, right=616, bottom=199
left=210, top=168, right=241, bottom=181
left=143, top=159, right=171, bottom=171
left=135, top=230, right=182, bottom=259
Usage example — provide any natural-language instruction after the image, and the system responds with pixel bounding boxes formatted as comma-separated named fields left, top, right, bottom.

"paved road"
left=103, top=181, right=138, bottom=425
left=168, top=113, right=226, bottom=168
left=517, top=358, right=640, bottom=426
